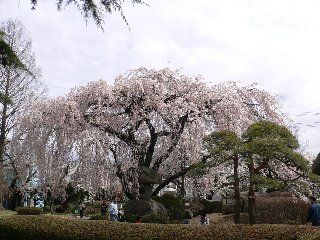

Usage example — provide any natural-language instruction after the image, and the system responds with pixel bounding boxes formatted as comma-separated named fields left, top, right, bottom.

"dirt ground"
left=191, top=213, right=238, bottom=225
left=51, top=212, right=234, bottom=224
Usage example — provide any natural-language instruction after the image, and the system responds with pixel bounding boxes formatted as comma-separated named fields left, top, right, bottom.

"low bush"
left=142, top=214, right=169, bottom=224
left=200, top=199, right=223, bottom=213
left=15, top=207, right=42, bottom=215
left=222, top=204, right=234, bottom=215
left=1, top=215, right=320, bottom=240
left=255, top=196, right=309, bottom=224
left=42, top=206, right=52, bottom=214
left=187, top=200, right=204, bottom=216
left=89, top=214, right=108, bottom=220
left=54, top=205, right=65, bottom=213
left=83, top=201, right=101, bottom=215
left=124, top=214, right=139, bottom=223
left=124, top=199, right=167, bottom=220
left=153, top=194, right=184, bottom=222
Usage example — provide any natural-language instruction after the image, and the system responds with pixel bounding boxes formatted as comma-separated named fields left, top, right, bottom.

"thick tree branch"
left=144, top=119, right=157, bottom=167
left=254, top=158, right=269, bottom=173
left=152, top=162, right=205, bottom=196
left=152, top=113, right=189, bottom=171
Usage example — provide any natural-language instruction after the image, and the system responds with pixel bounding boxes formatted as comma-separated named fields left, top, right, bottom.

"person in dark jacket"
left=100, top=200, right=108, bottom=216
left=307, top=196, right=320, bottom=226
left=79, top=202, right=86, bottom=218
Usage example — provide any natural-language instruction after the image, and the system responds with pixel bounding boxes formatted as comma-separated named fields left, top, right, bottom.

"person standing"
left=308, top=196, right=320, bottom=226
left=100, top=200, right=108, bottom=216
left=79, top=202, right=86, bottom=218
left=109, top=196, right=118, bottom=222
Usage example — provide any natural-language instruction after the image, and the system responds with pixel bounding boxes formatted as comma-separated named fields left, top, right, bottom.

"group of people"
left=101, top=196, right=125, bottom=222
left=106, top=196, right=125, bottom=222
left=106, top=196, right=208, bottom=224
left=107, top=196, right=140, bottom=222
left=78, top=196, right=123, bottom=220
left=77, top=195, right=320, bottom=225
left=182, top=212, right=209, bottom=225
left=79, top=195, right=208, bottom=224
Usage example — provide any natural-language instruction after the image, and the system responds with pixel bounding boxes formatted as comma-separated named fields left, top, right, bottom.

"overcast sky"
left=1, top=0, right=320, bottom=156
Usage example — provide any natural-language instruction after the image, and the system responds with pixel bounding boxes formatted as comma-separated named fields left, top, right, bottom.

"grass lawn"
left=0, top=210, right=17, bottom=219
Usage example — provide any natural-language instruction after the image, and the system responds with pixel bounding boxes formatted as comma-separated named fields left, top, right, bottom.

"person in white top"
left=109, top=196, right=119, bottom=222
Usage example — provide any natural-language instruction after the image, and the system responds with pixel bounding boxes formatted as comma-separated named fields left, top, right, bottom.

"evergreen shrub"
left=222, top=204, right=234, bottom=215
left=200, top=199, right=223, bottom=213
left=84, top=202, right=101, bottom=215
left=15, top=207, right=42, bottom=215
left=142, top=214, right=169, bottom=224
left=255, top=196, right=309, bottom=224
left=124, top=214, right=138, bottom=223
left=187, top=200, right=204, bottom=216
left=153, top=194, right=185, bottom=222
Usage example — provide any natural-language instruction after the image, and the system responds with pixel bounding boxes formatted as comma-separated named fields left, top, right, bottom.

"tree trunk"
left=0, top=74, right=10, bottom=210
left=181, top=173, right=185, bottom=200
left=0, top=184, right=6, bottom=210
left=8, top=188, right=22, bottom=210
left=248, top=160, right=256, bottom=224
left=233, top=155, right=241, bottom=224
left=248, top=183, right=256, bottom=224
left=50, top=196, right=54, bottom=213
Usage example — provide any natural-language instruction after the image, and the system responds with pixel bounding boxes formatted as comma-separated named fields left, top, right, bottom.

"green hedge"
left=1, top=215, right=320, bottom=240
left=83, top=201, right=101, bottom=215
left=200, top=199, right=223, bottom=213
left=142, top=214, right=169, bottom=224
left=187, top=200, right=204, bottom=216
left=222, top=204, right=235, bottom=215
left=255, top=197, right=309, bottom=224
left=153, top=194, right=185, bottom=222
left=15, top=207, right=42, bottom=215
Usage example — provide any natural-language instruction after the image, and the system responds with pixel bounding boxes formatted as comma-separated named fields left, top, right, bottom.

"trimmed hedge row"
left=200, top=199, right=223, bottom=214
left=15, top=207, right=42, bottom=215
left=255, top=197, right=309, bottom=224
left=1, top=215, right=320, bottom=240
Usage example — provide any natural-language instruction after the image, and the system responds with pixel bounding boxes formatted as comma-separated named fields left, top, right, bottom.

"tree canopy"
left=204, top=120, right=311, bottom=224
left=10, top=68, right=286, bottom=201
left=30, top=0, right=147, bottom=28
left=0, top=20, right=43, bottom=209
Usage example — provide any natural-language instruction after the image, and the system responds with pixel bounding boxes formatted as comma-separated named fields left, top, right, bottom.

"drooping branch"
left=30, top=0, right=147, bottom=29
left=110, top=144, right=136, bottom=200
